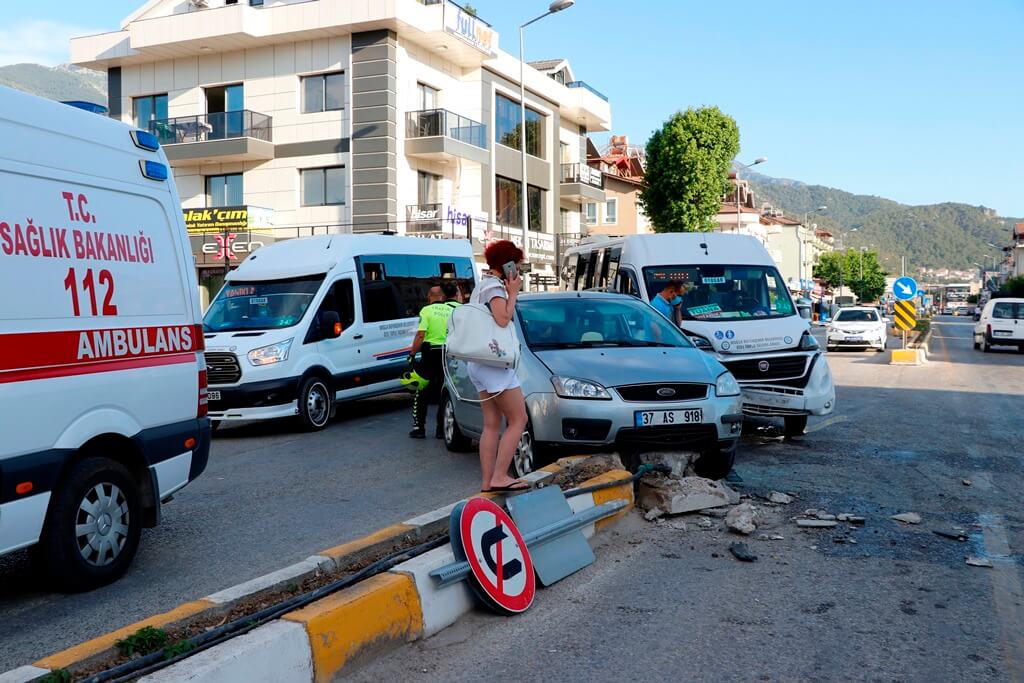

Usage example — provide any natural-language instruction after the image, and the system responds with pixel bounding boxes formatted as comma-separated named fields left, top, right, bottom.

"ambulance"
left=0, top=87, right=210, bottom=591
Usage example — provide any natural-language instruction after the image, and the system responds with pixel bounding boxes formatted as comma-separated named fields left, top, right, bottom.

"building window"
left=206, top=173, right=243, bottom=208
left=416, top=82, right=438, bottom=110
left=494, top=93, right=543, bottom=157
left=301, top=72, right=345, bottom=113
left=560, top=208, right=570, bottom=232
left=495, top=176, right=542, bottom=231
left=133, top=94, right=168, bottom=128
left=604, top=198, right=618, bottom=224
left=584, top=202, right=597, bottom=225
left=417, top=170, right=441, bottom=205
left=301, top=166, right=346, bottom=206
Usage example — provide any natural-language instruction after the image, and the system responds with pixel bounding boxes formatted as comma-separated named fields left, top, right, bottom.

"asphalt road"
left=353, top=317, right=1024, bottom=682
left=0, top=394, right=483, bottom=671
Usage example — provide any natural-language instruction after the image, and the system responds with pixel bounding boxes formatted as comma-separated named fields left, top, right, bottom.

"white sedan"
left=826, top=306, right=888, bottom=352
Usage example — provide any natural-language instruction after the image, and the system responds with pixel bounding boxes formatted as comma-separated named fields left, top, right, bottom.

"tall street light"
left=835, top=227, right=858, bottom=304
left=734, top=157, right=767, bottom=234
left=519, top=0, right=574, bottom=291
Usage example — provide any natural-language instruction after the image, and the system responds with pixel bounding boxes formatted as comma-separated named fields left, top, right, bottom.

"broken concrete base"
left=638, top=451, right=700, bottom=478
left=638, top=476, right=737, bottom=515
left=726, top=502, right=759, bottom=535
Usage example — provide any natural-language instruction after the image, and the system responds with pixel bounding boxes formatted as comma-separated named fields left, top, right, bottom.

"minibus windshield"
left=643, top=265, right=795, bottom=321
left=204, top=275, right=325, bottom=332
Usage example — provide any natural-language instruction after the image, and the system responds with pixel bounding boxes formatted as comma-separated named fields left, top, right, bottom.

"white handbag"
left=444, top=302, right=520, bottom=369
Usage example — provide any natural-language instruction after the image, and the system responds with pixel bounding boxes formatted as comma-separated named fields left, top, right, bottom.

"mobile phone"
left=502, top=261, right=518, bottom=280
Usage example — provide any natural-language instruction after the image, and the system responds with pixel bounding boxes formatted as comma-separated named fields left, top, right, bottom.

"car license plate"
left=207, top=390, right=221, bottom=401
left=846, top=335, right=863, bottom=342
left=635, top=409, right=703, bottom=428
left=994, top=330, right=1012, bottom=337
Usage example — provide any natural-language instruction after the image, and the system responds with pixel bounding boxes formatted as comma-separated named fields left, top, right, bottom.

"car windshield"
left=834, top=309, right=879, bottom=322
left=643, top=265, right=795, bottom=321
left=517, top=297, right=693, bottom=349
left=204, top=275, right=324, bottom=332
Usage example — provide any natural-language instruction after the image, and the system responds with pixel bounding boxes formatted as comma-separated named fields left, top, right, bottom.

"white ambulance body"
left=0, top=87, right=210, bottom=590
left=202, top=235, right=477, bottom=430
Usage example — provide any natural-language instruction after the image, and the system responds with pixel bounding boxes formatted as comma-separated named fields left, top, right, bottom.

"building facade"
left=714, top=175, right=770, bottom=245
left=71, top=0, right=611, bottom=303
left=582, top=135, right=649, bottom=237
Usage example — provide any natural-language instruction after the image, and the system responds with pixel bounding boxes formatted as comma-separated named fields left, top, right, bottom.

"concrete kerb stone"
left=4, top=459, right=611, bottom=683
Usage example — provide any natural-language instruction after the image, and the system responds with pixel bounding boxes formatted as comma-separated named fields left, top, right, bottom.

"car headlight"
left=248, top=339, right=293, bottom=366
left=551, top=376, right=612, bottom=400
left=799, top=332, right=819, bottom=350
left=715, top=371, right=741, bottom=397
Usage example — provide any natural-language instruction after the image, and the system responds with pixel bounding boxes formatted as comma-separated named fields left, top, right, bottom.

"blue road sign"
left=893, top=276, right=918, bottom=301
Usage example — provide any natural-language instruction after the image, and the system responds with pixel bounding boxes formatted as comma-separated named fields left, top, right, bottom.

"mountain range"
left=744, top=172, right=1019, bottom=275
left=0, top=62, right=1015, bottom=273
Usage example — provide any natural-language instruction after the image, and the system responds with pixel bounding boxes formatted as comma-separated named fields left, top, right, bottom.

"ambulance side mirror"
left=320, top=311, right=342, bottom=339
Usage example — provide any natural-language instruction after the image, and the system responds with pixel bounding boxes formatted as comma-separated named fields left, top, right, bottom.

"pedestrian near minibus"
left=472, top=240, right=529, bottom=492
left=651, top=280, right=684, bottom=323
left=408, top=281, right=461, bottom=439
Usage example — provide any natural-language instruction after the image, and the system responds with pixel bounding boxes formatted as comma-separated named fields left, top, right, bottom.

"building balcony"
left=405, top=109, right=488, bottom=164
left=560, top=163, right=605, bottom=203
left=150, top=110, right=274, bottom=165
left=566, top=81, right=609, bottom=102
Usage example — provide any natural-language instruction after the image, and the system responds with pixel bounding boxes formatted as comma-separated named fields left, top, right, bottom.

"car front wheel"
left=442, top=393, right=473, bottom=452
left=784, top=415, right=809, bottom=438
left=297, top=376, right=332, bottom=431
left=694, top=445, right=736, bottom=480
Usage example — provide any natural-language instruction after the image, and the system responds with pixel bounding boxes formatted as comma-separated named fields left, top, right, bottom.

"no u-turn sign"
left=451, top=497, right=536, bottom=614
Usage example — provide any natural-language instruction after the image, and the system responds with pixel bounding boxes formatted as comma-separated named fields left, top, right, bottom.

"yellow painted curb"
left=319, top=523, right=417, bottom=565
left=890, top=349, right=920, bottom=365
left=283, top=573, right=423, bottom=683
left=586, top=468, right=635, bottom=530
left=34, top=599, right=215, bottom=670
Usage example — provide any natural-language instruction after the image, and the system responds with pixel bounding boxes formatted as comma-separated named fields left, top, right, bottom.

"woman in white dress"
left=470, top=240, right=528, bottom=492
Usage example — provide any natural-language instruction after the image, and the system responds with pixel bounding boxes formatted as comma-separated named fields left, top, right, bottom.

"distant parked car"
left=973, top=298, right=1024, bottom=352
left=442, top=292, right=744, bottom=479
left=826, top=306, right=889, bottom=352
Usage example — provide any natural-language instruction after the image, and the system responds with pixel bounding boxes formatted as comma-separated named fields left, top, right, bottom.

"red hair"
left=484, top=240, right=524, bottom=271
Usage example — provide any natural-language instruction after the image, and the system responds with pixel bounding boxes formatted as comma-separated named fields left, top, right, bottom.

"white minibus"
left=562, top=233, right=835, bottom=437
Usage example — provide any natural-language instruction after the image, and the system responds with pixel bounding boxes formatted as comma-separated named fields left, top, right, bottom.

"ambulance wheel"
left=33, top=457, right=142, bottom=592
left=297, top=376, right=332, bottom=431
left=784, top=415, right=809, bottom=438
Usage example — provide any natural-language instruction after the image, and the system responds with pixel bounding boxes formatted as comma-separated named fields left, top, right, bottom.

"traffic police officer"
left=409, top=281, right=460, bottom=438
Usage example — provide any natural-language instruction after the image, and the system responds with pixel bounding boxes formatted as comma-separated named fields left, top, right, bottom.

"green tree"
left=1002, top=276, right=1024, bottom=297
left=640, top=106, right=740, bottom=232
left=813, top=250, right=888, bottom=302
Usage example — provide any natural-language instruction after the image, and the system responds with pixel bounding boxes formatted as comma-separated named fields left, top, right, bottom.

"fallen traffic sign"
left=893, top=300, right=916, bottom=331
left=450, top=497, right=536, bottom=614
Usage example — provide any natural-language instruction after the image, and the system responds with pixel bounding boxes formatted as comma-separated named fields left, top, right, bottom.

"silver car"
left=441, top=292, right=744, bottom=478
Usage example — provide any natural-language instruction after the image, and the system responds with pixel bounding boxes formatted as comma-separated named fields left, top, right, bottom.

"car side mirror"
left=320, top=311, right=342, bottom=339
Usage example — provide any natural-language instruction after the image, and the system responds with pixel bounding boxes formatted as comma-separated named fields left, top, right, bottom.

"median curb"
left=5, top=458, right=628, bottom=682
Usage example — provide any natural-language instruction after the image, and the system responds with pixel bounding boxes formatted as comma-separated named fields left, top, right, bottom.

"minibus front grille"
left=205, top=352, right=242, bottom=385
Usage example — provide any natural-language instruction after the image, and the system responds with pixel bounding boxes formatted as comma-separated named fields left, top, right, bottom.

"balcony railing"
left=406, top=109, right=486, bottom=149
left=148, top=110, right=273, bottom=145
left=561, top=163, right=604, bottom=189
left=566, top=80, right=609, bottom=102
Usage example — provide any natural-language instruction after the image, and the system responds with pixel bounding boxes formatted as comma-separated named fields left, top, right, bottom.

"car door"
left=309, top=276, right=364, bottom=399
left=989, top=301, right=1017, bottom=342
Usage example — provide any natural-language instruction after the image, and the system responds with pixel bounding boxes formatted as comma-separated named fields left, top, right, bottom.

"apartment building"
left=581, top=135, right=650, bottom=237
left=715, top=175, right=770, bottom=245
left=71, top=0, right=611, bottom=300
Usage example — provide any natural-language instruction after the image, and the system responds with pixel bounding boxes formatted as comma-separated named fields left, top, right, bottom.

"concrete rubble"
left=797, top=519, right=839, bottom=528
left=769, top=491, right=793, bottom=504
left=891, top=512, right=922, bottom=525
left=638, top=475, right=739, bottom=516
left=965, top=556, right=993, bottom=568
left=726, top=502, right=758, bottom=535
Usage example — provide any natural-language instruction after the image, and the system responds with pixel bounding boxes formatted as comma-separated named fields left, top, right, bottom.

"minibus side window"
left=606, top=248, right=621, bottom=287
left=307, top=279, right=356, bottom=343
left=561, top=254, right=578, bottom=289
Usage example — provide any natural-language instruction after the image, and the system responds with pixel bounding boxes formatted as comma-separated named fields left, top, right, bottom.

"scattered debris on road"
left=769, top=491, right=793, bottom=504
left=638, top=475, right=737, bottom=515
left=933, top=529, right=969, bottom=542
left=726, top=502, right=758, bottom=535
left=962, top=479, right=972, bottom=486
left=891, top=512, right=922, bottom=525
left=797, top=519, right=839, bottom=528
left=965, top=556, right=994, bottom=568
left=728, top=542, right=758, bottom=562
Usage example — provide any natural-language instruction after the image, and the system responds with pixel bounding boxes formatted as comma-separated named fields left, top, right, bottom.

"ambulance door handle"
left=353, top=334, right=363, bottom=340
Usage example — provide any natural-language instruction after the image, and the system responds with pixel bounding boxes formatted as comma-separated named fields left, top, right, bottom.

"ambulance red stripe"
left=0, top=353, right=197, bottom=384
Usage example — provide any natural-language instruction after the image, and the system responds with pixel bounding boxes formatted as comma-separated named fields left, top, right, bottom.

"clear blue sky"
left=4, top=0, right=1022, bottom=216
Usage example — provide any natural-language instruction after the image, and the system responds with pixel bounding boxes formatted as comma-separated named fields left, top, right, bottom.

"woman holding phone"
left=469, top=240, right=529, bottom=493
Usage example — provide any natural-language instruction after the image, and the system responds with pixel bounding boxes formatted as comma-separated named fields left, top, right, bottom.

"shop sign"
left=182, top=205, right=274, bottom=234
left=189, top=231, right=276, bottom=267
left=444, top=1, right=496, bottom=56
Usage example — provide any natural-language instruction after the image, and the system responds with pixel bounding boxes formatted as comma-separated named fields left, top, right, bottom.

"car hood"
left=830, top=321, right=883, bottom=331
left=533, top=347, right=719, bottom=387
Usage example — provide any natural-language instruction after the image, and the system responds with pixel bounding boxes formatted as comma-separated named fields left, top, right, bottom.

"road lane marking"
left=805, top=414, right=848, bottom=434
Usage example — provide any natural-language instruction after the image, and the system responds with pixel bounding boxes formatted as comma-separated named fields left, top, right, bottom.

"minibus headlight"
left=248, top=339, right=293, bottom=366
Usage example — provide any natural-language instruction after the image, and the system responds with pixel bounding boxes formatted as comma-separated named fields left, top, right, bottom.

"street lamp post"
left=519, top=0, right=574, bottom=291
left=801, top=205, right=827, bottom=291
left=734, top=157, right=767, bottom=234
